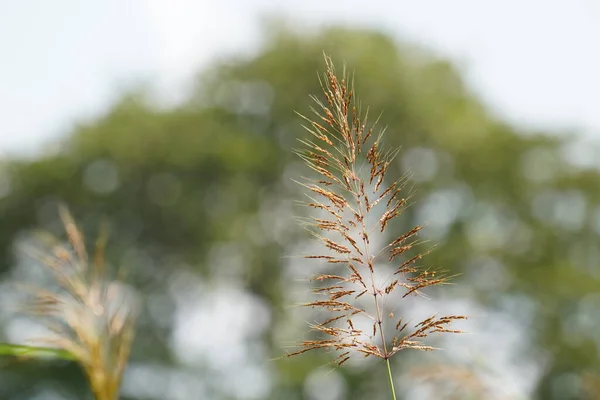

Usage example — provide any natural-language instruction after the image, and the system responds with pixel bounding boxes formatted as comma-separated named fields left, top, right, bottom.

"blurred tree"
left=1, top=20, right=599, bottom=400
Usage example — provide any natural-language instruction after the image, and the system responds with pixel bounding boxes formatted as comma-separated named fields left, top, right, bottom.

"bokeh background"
left=2, top=1, right=600, bottom=399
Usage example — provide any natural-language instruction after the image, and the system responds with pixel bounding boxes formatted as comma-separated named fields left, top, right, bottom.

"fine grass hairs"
left=17, top=206, right=138, bottom=400
left=287, top=55, right=466, bottom=399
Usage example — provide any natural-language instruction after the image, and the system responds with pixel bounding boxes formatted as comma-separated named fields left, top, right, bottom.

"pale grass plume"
left=582, top=372, right=600, bottom=399
left=17, top=206, right=138, bottom=400
left=409, top=364, right=490, bottom=400
left=287, top=54, right=466, bottom=398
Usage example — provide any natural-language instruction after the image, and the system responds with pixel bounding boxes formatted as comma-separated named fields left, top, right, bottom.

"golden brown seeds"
left=288, top=55, right=465, bottom=366
left=20, top=207, right=137, bottom=400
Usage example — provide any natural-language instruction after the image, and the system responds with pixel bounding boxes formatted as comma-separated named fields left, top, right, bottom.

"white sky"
left=1, top=0, right=599, bottom=156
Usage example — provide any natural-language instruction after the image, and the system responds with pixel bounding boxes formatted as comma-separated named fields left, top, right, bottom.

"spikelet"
left=288, top=55, right=465, bottom=366
left=19, top=206, right=138, bottom=400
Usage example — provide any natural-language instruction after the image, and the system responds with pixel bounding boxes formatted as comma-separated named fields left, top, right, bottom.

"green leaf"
left=0, top=343, right=76, bottom=361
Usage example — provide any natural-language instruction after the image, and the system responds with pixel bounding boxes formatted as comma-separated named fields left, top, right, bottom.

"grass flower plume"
left=19, top=206, right=138, bottom=400
left=288, top=55, right=466, bottom=398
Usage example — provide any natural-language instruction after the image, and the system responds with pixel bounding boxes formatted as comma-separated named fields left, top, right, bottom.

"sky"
left=1, top=0, right=599, bottom=157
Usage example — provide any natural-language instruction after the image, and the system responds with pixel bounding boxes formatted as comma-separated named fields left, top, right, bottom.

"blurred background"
left=1, top=1, right=600, bottom=399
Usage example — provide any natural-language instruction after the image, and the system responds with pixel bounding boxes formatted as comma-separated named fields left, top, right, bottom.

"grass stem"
left=386, top=358, right=397, bottom=400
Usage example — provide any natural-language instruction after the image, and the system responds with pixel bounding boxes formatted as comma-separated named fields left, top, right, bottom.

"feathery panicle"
left=289, top=55, right=465, bottom=372
left=19, top=206, right=138, bottom=400
left=410, top=364, right=489, bottom=400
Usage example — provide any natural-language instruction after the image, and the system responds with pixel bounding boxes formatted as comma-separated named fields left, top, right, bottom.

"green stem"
left=385, top=358, right=397, bottom=400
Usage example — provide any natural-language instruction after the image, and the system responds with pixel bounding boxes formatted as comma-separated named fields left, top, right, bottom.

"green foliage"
left=0, top=343, right=76, bottom=361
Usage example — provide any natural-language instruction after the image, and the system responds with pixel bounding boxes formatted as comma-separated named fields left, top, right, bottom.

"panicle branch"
left=289, top=54, right=465, bottom=366
left=18, top=206, right=138, bottom=400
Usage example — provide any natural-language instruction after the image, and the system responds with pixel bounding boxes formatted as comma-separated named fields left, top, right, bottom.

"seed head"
left=289, top=54, right=466, bottom=366
left=19, top=206, right=138, bottom=400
